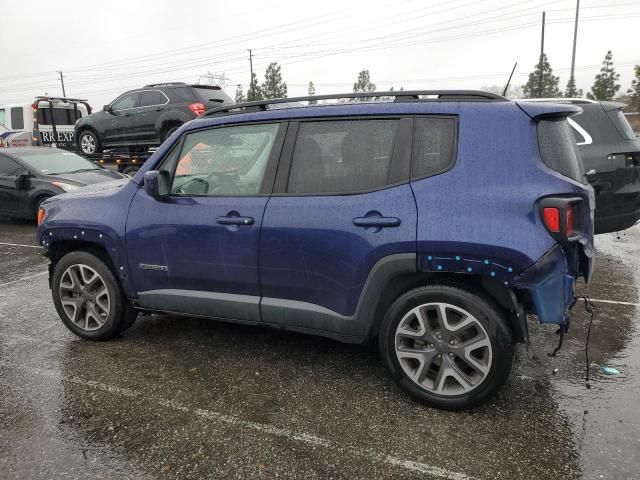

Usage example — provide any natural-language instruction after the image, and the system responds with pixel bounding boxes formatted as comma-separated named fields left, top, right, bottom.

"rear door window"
left=10, top=108, right=24, bottom=130
left=411, top=117, right=457, bottom=179
left=139, top=90, right=167, bottom=107
left=538, top=118, right=587, bottom=184
left=287, top=119, right=399, bottom=194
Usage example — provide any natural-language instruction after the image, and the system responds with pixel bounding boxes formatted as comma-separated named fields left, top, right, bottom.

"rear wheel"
left=379, top=284, right=514, bottom=410
left=51, top=251, right=136, bottom=340
left=78, top=130, right=101, bottom=154
left=162, top=124, right=181, bottom=142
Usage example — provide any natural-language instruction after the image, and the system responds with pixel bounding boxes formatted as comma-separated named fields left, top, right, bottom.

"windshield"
left=18, top=150, right=100, bottom=175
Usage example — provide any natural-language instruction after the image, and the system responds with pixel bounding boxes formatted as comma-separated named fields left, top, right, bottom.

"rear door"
left=103, top=91, right=140, bottom=143
left=126, top=121, right=286, bottom=321
left=259, top=117, right=417, bottom=335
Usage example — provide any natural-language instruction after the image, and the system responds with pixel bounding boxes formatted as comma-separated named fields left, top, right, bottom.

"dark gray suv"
left=75, top=82, right=233, bottom=154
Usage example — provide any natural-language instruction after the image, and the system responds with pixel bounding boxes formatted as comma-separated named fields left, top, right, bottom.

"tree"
left=261, top=62, right=287, bottom=99
left=523, top=54, right=561, bottom=98
left=308, top=81, right=317, bottom=105
left=246, top=72, right=263, bottom=101
left=564, top=77, right=583, bottom=98
left=587, top=51, right=620, bottom=101
left=627, top=65, right=640, bottom=111
left=353, top=69, right=376, bottom=94
left=234, top=84, right=246, bottom=104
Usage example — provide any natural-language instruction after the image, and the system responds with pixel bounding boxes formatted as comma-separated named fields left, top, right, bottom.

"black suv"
left=525, top=98, right=640, bottom=234
left=75, top=83, right=233, bottom=154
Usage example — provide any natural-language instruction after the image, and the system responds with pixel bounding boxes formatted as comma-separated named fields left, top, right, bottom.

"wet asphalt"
left=0, top=218, right=638, bottom=480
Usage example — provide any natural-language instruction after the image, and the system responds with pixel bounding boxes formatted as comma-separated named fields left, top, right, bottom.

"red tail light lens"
left=188, top=102, right=206, bottom=116
left=566, top=205, right=575, bottom=236
left=543, top=207, right=561, bottom=232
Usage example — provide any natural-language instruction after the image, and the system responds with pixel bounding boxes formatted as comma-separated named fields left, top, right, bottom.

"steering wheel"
left=205, top=172, right=242, bottom=195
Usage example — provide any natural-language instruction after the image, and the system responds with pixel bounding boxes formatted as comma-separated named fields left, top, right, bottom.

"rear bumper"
left=512, top=245, right=576, bottom=327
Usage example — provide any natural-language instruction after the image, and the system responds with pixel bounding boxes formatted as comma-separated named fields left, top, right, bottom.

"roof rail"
left=203, top=90, right=508, bottom=116
left=144, top=82, right=188, bottom=87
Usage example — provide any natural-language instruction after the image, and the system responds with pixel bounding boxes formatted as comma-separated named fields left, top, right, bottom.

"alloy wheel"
left=59, top=264, right=110, bottom=331
left=394, top=302, right=493, bottom=396
left=80, top=134, right=96, bottom=154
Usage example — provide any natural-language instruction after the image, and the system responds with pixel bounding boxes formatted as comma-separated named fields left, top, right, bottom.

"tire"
left=51, top=251, right=136, bottom=340
left=162, top=125, right=181, bottom=142
left=34, top=196, right=50, bottom=219
left=379, top=284, right=514, bottom=410
left=78, top=130, right=101, bottom=154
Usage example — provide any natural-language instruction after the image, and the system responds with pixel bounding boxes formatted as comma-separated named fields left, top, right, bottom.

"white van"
left=0, top=97, right=91, bottom=150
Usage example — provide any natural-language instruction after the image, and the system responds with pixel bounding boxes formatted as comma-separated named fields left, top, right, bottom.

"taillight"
left=37, top=207, right=46, bottom=226
left=539, top=197, right=582, bottom=242
left=543, top=208, right=560, bottom=233
left=188, top=102, right=206, bottom=116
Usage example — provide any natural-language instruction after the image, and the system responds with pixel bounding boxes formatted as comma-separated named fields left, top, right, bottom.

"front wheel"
left=51, top=251, right=136, bottom=340
left=379, top=284, right=514, bottom=410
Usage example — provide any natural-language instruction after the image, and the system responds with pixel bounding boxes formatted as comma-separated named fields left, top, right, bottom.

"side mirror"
left=144, top=170, right=170, bottom=199
left=14, top=169, right=31, bottom=190
left=103, top=104, right=112, bottom=112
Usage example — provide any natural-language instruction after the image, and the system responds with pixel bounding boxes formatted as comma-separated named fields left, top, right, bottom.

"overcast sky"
left=1, top=0, right=639, bottom=108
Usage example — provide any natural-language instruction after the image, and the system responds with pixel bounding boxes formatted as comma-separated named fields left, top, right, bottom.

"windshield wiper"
left=64, top=168, right=99, bottom=174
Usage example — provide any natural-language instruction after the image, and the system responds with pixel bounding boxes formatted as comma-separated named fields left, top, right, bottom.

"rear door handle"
left=217, top=216, right=254, bottom=226
left=353, top=216, right=401, bottom=228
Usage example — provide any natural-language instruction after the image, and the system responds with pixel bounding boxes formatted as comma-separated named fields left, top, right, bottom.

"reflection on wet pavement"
left=1, top=218, right=639, bottom=479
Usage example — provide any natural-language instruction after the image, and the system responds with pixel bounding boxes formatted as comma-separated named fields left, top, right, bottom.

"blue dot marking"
left=427, top=256, right=433, bottom=261
left=455, top=255, right=461, bottom=261
left=467, top=267, right=473, bottom=272
left=507, top=267, right=513, bottom=273
left=437, top=265, right=443, bottom=271
left=490, top=271, right=496, bottom=277
left=484, top=259, right=490, bottom=265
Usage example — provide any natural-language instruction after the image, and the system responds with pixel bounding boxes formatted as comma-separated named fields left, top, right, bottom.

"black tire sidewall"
left=379, top=285, right=514, bottom=410
left=163, top=125, right=180, bottom=142
left=51, top=251, right=125, bottom=340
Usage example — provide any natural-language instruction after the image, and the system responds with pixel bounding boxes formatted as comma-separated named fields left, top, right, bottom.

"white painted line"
left=0, top=241, right=41, bottom=249
left=17, top=364, right=475, bottom=480
left=590, top=298, right=640, bottom=307
left=0, top=271, right=47, bottom=288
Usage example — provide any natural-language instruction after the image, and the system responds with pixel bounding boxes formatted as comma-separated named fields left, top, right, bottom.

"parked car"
left=0, top=97, right=91, bottom=150
left=74, top=82, right=233, bottom=155
left=523, top=98, right=640, bottom=234
left=0, top=147, right=124, bottom=219
left=38, top=90, right=594, bottom=410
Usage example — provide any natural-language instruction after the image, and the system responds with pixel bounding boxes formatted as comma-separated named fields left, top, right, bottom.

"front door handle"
left=353, top=216, right=401, bottom=228
left=217, top=215, right=254, bottom=226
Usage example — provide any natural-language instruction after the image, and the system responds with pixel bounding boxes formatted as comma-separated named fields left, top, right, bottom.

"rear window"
left=612, top=111, right=636, bottom=141
left=538, top=118, right=587, bottom=184
left=412, top=117, right=457, bottom=178
left=37, top=108, right=83, bottom=126
left=192, top=87, right=233, bottom=105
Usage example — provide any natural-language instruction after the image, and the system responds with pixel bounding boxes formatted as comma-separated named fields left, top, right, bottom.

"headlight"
left=51, top=181, right=81, bottom=192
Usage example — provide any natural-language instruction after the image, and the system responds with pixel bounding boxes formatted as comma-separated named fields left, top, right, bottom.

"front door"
left=103, top=91, right=140, bottom=143
left=0, top=154, right=25, bottom=215
left=259, top=118, right=417, bottom=335
left=126, top=121, right=285, bottom=322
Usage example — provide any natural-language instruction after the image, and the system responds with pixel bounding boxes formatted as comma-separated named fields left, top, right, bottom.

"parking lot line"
left=590, top=298, right=640, bottom=307
left=0, top=271, right=48, bottom=287
left=0, top=241, right=41, bottom=249
left=12, top=362, right=476, bottom=480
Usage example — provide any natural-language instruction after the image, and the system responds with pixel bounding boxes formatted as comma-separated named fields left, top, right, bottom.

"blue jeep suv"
left=37, top=90, right=595, bottom=410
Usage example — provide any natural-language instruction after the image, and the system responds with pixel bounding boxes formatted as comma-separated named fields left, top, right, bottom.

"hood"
left=45, top=168, right=125, bottom=186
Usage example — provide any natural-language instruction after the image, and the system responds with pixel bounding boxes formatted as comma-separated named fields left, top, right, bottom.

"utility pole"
left=248, top=49, right=254, bottom=83
left=57, top=70, right=66, bottom=97
left=538, top=11, right=545, bottom=97
left=569, top=0, right=580, bottom=94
